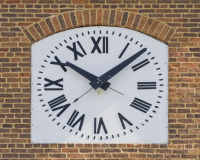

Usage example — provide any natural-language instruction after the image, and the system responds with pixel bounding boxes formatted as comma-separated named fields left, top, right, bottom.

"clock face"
left=31, top=26, right=168, bottom=143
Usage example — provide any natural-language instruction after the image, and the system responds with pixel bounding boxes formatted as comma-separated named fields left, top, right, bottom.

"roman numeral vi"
left=94, top=117, right=108, bottom=134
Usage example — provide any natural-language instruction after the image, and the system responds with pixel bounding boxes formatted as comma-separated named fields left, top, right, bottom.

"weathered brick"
left=2, top=32, right=16, bottom=37
left=70, top=12, right=77, bottom=28
left=130, top=154, right=146, bottom=158
left=83, top=10, right=90, bottom=26
left=148, top=20, right=159, bottom=35
left=2, top=154, right=18, bottom=158
left=11, top=149, right=26, bottom=153
left=115, top=10, right=122, bottom=26
left=28, top=25, right=40, bottom=41
left=164, top=28, right=175, bottom=43
left=182, top=155, right=197, bottom=158
left=57, top=14, right=66, bottom=30
left=28, top=149, right=43, bottom=153
left=52, top=16, right=62, bottom=32
left=50, top=154, right=66, bottom=158
left=109, top=10, right=115, bottom=25
left=75, top=11, right=83, bottom=27
left=45, top=18, right=55, bottom=34
left=97, top=9, right=103, bottom=25
left=63, top=12, right=72, bottom=29
left=121, top=12, right=128, bottom=26
left=126, top=12, right=135, bottom=29
left=139, top=9, right=155, bottom=13
left=158, top=25, right=170, bottom=40
left=132, top=14, right=141, bottom=29
left=23, top=29, right=35, bottom=43
left=2, top=13, right=17, bottom=17
left=105, top=149, right=121, bottom=152
left=95, top=153, right=111, bottom=158
left=113, top=153, right=129, bottom=157
left=143, top=18, right=153, bottom=33
left=103, top=10, right=109, bottom=25
left=0, top=129, right=10, bottom=133
left=39, top=20, right=51, bottom=36
left=90, top=9, right=96, bottom=25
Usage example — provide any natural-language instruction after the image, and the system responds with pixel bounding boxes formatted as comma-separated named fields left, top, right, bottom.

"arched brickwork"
left=22, top=9, right=175, bottom=45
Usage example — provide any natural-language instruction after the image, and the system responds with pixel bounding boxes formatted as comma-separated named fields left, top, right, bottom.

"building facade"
left=0, top=0, right=200, bottom=159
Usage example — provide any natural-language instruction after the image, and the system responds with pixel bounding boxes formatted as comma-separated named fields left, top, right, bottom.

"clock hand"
left=109, top=87, right=124, bottom=95
left=73, top=86, right=123, bottom=103
left=73, top=88, right=92, bottom=103
left=66, top=62, right=124, bottom=94
left=89, top=48, right=147, bottom=90
left=66, top=61, right=111, bottom=91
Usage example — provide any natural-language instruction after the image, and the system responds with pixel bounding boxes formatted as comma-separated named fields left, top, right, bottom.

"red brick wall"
left=0, top=0, right=200, bottom=159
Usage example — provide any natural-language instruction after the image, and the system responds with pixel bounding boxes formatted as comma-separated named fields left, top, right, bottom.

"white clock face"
left=31, top=26, right=168, bottom=143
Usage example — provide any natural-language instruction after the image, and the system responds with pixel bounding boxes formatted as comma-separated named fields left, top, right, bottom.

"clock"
left=31, top=26, right=168, bottom=143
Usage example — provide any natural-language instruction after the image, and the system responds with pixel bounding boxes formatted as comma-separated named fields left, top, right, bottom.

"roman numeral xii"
left=91, top=36, right=108, bottom=53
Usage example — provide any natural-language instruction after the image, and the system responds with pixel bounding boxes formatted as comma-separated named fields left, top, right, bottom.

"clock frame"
left=31, top=26, right=168, bottom=143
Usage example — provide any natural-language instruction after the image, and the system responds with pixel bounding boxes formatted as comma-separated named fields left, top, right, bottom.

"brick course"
left=0, top=0, right=200, bottom=159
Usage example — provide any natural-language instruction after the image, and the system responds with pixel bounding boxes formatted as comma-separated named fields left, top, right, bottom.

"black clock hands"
left=89, top=48, right=147, bottom=90
left=66, top=62, right=124, bottom=95
left=65, top=61, right=111, bottom=91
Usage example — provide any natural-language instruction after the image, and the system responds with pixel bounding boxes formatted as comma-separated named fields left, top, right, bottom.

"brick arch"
left=23, top=9, right=175, bottom=45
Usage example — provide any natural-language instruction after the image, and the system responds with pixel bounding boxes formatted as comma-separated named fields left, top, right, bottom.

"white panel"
left=31, top=26, right=168, bottom=143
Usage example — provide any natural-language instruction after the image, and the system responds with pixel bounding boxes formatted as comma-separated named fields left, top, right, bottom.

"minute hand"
left=89, top=48, right=147, bottom=90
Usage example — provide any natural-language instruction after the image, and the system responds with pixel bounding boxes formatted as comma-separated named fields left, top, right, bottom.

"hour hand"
left=65, top=62, right=111, bottom=91
left=90, top=48, right=147, bottom=90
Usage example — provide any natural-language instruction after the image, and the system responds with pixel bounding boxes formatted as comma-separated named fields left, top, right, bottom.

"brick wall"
left=0, top=0, right=200, bottom=159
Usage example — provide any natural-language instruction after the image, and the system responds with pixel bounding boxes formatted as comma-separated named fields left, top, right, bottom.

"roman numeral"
left=67, top=41, right=87, bottom=61
left=137, top=82, right=156, bottom=90
left=44, top=78, right=63, bottom=90
left=50, top=56, right=67, bottom=72
left=48, top=94, right=70, bottom=117
left=67, top=110, right=85, bottom=131
left=130, top=98, right=152, bottom=113
left=103, top=36, right=108, bottom=53
left=91, top=36, right=108, bottom=53
left=118, top=113, right=133, bottom=129
left=118, top=43, right=130, bottom=58
left=94, top=117, right=108, bottom=134
left=132, top=59, right=150, bottom=71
